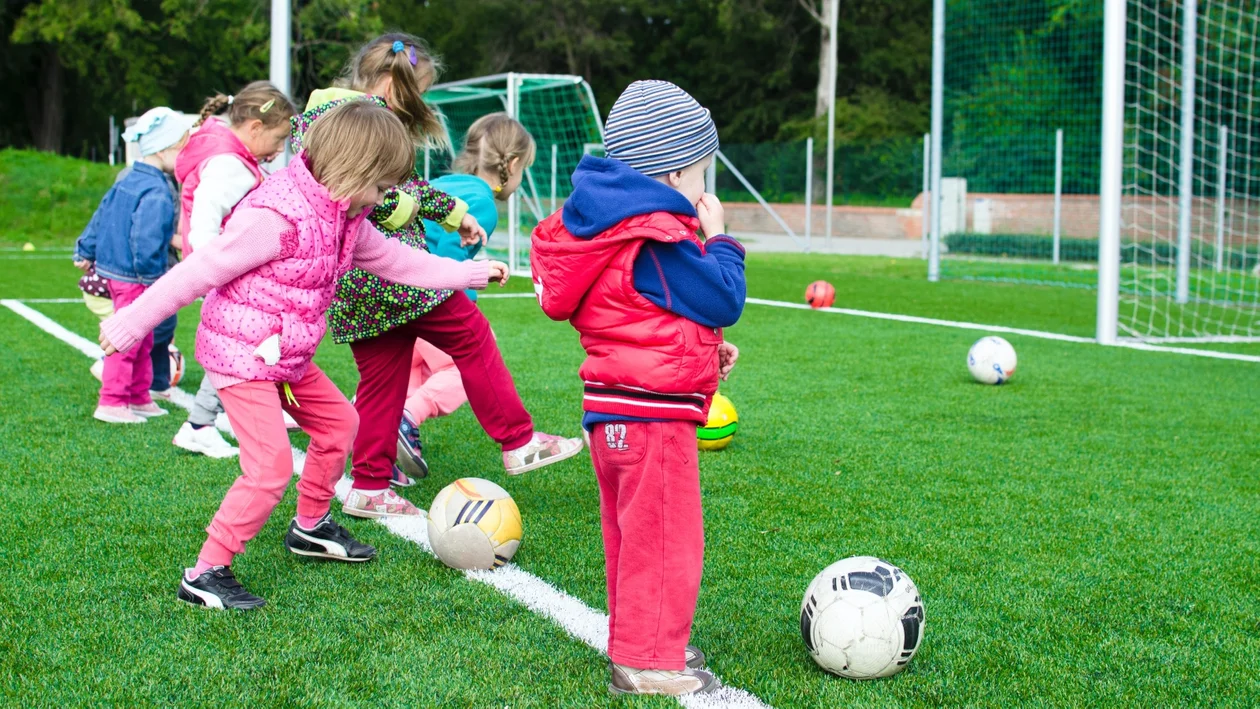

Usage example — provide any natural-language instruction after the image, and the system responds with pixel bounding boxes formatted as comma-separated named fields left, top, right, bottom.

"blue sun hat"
left=123, top=107, right=197, bottom=156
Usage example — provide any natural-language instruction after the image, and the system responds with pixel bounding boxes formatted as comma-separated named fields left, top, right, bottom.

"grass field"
left=2, top=251, right=1258, bottom=707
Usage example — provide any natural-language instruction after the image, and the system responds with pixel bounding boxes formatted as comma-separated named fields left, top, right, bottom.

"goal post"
left=425, top=73, right=606, bottom=276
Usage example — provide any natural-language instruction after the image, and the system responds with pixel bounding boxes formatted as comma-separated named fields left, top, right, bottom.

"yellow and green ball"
left=698, top=393, right=739, bottom=451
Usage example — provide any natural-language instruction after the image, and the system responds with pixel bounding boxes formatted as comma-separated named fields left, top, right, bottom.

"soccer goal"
left=425, top=73, right=605, bottom=275
left=927, top=0, right=1259, bottom=346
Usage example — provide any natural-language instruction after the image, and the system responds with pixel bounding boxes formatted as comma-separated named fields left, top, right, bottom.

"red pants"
left=349, top=292, right=533, bottom=490
left=591, top=420, right=704, bottom=671
left=99, top=280, right=153, bottom=407
left=198, top=364, right=357, bottom=566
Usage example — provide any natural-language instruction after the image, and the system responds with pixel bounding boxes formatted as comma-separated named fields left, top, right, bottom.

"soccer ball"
left=168, top=344, right=185, bottom=387
left=800, top=556, right=925, bottom=679
left=805, top=280, right=836, bottom=309
left=698, top=392, right=738, bottom=451
left=427, top=478, right=522, bottom=570
left=967, top=336, right=1017, bottom=385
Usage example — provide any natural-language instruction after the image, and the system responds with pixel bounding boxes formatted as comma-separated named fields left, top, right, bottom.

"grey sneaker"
left=609, top=663, right=719, bottom=696
left=685, top=645, right=706, bottom=669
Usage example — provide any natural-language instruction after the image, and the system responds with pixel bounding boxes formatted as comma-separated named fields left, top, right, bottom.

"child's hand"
left=459, top=214, right=487, bottom=248
left=718, top=341, right=739, bottom=380
left=99, top=328, right=118, bottom=356
left=73, top=258, right=92, bottom=273
left=408, top=200, right=421, bottom=224
left=697, top=193, right=725, bottom=238
left=486, top=260, right=510, bottom=287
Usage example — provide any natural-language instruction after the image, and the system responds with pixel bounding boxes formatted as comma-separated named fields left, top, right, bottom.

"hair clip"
left=392, top=40, right=405, bottom=53
left=260, top=99, right=276, bottom=114
left=408, top=46, right=418, bottom=66
left=227, top=95, right=235, bottom=105
left=492, top=184, right=503, bottom=194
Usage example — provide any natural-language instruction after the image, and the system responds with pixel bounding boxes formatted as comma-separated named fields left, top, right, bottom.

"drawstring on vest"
left=283, top=382, right=300, bottom=408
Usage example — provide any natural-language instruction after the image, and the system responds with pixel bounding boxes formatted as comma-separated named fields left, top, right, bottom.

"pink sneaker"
left=94, top=405, right=147, bottom=424
left=503, top=432, right=584, bottom=476
left=342, top=487, right=422, bottom=519
left=130, top=402, right=168, bottom=418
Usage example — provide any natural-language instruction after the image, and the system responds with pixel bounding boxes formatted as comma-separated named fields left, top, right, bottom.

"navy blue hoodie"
left=561, top=156, right=746, bottom=329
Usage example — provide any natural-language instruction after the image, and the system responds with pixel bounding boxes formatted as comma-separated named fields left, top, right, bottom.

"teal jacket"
left=422, top=174, right=499, bottom=301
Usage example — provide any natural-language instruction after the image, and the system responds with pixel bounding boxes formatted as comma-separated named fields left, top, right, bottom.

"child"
left=292, top=34, right=581, bottom=520
left=394, top=113, right=537, bottom=482
left=170, top=81, right=297, bottom=459
left=99, top=101, right=509, bottom=610
left=75, top=107, right=196, bottom=424
left=531, top=80, right=746, bottom=696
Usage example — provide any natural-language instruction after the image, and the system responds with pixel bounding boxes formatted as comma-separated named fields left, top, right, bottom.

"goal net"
left=1117, top=0, right=1260, bottom=343
left=425, top=74, right=605, bottom=274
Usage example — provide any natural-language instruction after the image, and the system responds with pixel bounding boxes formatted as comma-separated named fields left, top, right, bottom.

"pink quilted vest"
left=174, top=119, right=263, bottom=255
left=195, top=153, right=363, bottom=383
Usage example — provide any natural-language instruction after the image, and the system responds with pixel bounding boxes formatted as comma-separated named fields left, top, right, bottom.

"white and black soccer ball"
left=967, top=336, right=1017, bottom=385
left=800, top=556, right=925, bottom=679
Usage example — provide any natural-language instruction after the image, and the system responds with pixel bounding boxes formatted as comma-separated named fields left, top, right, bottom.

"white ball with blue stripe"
left=967, top=336, right=1018, bottom=385
left=427, top=478, right=522, bottom=570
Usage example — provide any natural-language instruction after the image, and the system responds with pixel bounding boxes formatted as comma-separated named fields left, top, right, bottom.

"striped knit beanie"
left=604, top=80, right=719, bottom=177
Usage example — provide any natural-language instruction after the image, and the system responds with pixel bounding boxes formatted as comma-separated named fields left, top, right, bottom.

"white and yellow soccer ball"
left=967, top=335, right=1017, bottom=385
left=800, top=556, right=925, bottom=679
left=427, top=478, right=522, bottom=570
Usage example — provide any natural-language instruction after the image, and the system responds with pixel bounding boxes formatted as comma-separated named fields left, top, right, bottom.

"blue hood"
left=562, top=156, right=697, bottom=238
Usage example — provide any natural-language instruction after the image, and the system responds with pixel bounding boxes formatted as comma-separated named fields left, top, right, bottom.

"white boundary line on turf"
left=1, top=298, right=772, bottom=709
left=745, top=297, right=1260, bottom=364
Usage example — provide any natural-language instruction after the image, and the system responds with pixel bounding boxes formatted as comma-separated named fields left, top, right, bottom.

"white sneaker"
left=503, top=432, right=585, bottom=476
left=94, top=405, right=146, bottom=424
left=173, top=421, right=239, bottom=459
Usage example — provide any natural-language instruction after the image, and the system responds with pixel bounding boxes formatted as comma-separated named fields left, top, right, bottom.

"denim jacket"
left=73, top=162, right=176, bottom=285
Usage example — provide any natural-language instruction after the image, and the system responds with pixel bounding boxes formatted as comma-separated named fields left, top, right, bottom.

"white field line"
left=1, top=298, right=771, bottom=709
left=746, top=297, right=1260, bottom=363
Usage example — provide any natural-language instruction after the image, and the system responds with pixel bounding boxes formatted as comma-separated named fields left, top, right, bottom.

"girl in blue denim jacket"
left=74, top=107, right=196, bottom=424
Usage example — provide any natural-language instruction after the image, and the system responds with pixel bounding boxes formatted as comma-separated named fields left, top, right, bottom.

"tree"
left=797, top=0, right=837, bottom=117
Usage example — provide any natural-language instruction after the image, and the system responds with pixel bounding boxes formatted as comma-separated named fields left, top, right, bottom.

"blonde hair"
left=197, top=81, right=296, bottom=129
left=452, top=113, right=536, bottom=192
left=343, top=33, right=449, bottom=151
left=304, top=101, right=415, bottom=201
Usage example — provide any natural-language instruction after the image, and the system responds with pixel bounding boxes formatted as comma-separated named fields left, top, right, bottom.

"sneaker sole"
left=395, top=439, right=427, bottom=482
left=607, top=680, right=721, bottom=696
left=505, top=442, right=585, bottom=476
left=341, top=502, right=422, bottom=520
left=131, top=409, right=169, bottom=419
left=94, top=411, right=147, bottom=424
left=285, top=529, right=376, bottom=562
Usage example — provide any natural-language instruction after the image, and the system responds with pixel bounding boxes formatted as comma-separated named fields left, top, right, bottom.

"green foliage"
left=0, top=148, right=119, bottom=246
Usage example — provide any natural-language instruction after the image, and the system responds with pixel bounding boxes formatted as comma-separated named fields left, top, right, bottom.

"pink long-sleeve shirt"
left=101, top=207, right=490, bottom=389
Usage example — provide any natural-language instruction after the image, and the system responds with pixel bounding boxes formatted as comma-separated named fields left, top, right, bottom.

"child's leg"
left=405, top=293, right=533, bottom=451
left=281, top=363, right=358, bottom=519
left=348, top=328, right=416, bottom=492
left=188, top=378, right=224, bottom=427
left=404, top=338, right=468, bottom=424
left=591, top=420, right=704, bottom=671
left=149, top=314, right=178, bottom=391
left=100, top=281, right=154, bottom=407
left=199, top=380, right=294, bottom=566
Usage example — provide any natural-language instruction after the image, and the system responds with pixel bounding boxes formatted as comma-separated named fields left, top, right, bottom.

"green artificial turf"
left=0, top=254, right=1257, bottom=707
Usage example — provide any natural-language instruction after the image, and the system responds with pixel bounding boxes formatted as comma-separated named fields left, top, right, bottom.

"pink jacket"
left=101, top=153, right=491, bottom=389
left=174, top=120, right=262, bottom=255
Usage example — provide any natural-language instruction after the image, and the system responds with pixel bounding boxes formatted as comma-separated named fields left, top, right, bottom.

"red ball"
left=805, top=280, right=836, bottom=309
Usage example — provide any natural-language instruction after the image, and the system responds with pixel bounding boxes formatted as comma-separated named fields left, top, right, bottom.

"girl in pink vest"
left=171, top=81, right=298, bottom=460
left=100, top=102, right=509, bottom=611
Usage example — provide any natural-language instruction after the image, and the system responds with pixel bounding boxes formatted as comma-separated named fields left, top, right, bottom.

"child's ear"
left=509, top=156, right=523, bottom=175
left=667, top=170, right=684, bottom=188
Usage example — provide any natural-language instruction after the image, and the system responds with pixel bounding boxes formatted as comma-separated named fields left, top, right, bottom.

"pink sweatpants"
left=404, top=338, right=468, bottom=424
left=590, top=420, right=705, bottom=671
left=198, top=363, right=358, bottom=567
left=99, top=280, right=153, bottom=407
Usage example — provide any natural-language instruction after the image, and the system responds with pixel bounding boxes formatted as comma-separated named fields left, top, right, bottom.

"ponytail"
left=195, top=82, right=296, bottom=130
left=197, top=94, right=232, bottom=127
left=346, top=33, right=450, bottom=151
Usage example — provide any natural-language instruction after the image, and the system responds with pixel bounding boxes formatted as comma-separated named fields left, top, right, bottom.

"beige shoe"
left=609, top=663, right=719, bottom=696
left=342, top=487, right=422, bottom=519
left=130, top=402, right=168, bottom=418
left=94, top=405, right=147, bottom=424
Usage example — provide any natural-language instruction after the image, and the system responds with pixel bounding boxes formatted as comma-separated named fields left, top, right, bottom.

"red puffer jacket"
left=531, top=210, right=722, bottom=423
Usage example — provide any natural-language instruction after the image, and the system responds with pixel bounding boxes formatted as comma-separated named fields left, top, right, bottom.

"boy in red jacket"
left=531, top=80, right=746, bottom=696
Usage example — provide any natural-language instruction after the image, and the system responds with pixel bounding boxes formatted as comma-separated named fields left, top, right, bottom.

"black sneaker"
left=395, top=411, right=429, bottom=481
left=178, top=566, right=266, bottom=610
left=284, top=515, right=376, bottom=562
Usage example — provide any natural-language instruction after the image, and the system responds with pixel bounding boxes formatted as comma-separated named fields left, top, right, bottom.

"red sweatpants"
left=198, top=364, right=357, bottom=566
left=348, top=292, right=534, bottom=490
left=591, top=420, right=704, bottom=671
